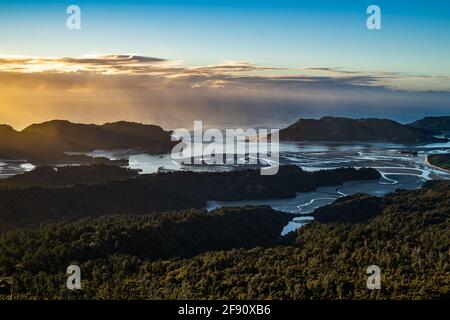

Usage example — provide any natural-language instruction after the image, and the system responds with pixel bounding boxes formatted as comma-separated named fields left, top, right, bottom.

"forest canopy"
left=0, top=181, right=448, bottom=300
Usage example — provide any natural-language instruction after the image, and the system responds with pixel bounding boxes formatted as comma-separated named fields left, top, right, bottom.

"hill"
left=0, top=181, right=447, bottom=299
left=0, top=120, right=176, bottom=165
left=312, top=180, right=450, bottom=223
left=23, top=120, right=175, bottom=153
left=0, top=206, right=294, bottom=298
left=427, top=154, right=450, bottom=171
left=279, top=116, right=445, bottom=143
left=409, top=116, right=450, bottom=132
left=312, top=193, right=383, bottom=223
left=0, top=164, right=139, bottom=189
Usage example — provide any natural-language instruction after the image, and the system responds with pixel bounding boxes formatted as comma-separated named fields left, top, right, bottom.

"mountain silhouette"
left=0, top=120, right=176, bottom=164
left=408, top=116, right=450, bottom=133
left=279, top=116, right=445, bottom=143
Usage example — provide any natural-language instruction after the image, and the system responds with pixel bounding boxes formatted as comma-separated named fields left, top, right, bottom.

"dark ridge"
left=0, top=164, right=140, bottom=189
left=408, top=116, right=450, bottom=132
left=312, top=193, right=384, bottom=223
left=0, top=120, right=176, bottom=165
left=279, top=116, right=446, bottom=143
left=146, top=165, right=381, bottom=201
left=22, top=120, right=176, bottom=153
left=0, top=124, right=16, bottom=134
left=0, top=206, right=294, bottom=275
left=427, top=154, right=450, bottom=171
left=310, top=180, right=450, bottom=224
left=0, top=165, right=380, bottom=232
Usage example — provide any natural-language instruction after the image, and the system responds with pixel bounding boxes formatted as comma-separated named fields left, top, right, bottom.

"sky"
left=0, top=0, right=450, bottom=129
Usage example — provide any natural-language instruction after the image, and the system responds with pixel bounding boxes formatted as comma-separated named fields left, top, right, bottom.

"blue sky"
left=0, top=0, right=449, bottom=128
left=1, top=0, right=450, bottom=75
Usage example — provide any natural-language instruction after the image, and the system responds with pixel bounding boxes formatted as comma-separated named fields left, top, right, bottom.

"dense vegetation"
left=0, top=165, right=379, bottom=232
left=0, top=207, right=293, bottom=299
left=312, top=193, right=383, bottom=223
left=0, top=180, right=203, bottom=233
left=428, top=154, right=450, bottom=171
left=0, top=165, right=139, bottom=189
left=409, top=116, right=450, bottom=133
left=144, top=165, right=380, bottom=201
left=313, top=180, right=450, bottom=225
left=0, top=181, right=448, bottom=300
left=280, top=116, right=445, bottom=143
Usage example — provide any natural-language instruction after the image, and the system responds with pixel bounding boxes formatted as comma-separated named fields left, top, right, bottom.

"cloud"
left=1, top=53, right=449, bottom=92
left=0, top=53, right=449, bottom=130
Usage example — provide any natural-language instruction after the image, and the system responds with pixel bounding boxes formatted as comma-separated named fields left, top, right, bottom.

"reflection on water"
left=203, top=141, right=450, bottom=234
left=128, top=153, right=181, bottom=174
left=207, top=174, right=425, bottom=235
left=90, top=141, right=450, bottom=180
left=0, top=161, right=35, bottom=179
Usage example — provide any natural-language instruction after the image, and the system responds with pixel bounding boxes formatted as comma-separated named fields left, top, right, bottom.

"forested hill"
left=0, top=181, right=448, bottom=299
left=0, top=165, right=380, bottom=232
left=312, top=180, right=450, bottom=223
left=427, top=154, right=450, bottom=171
left=0, top=206, right=292, bottom=275
left=409, top=116, right=450, bottom=132
left=279, top=116, right=444, bottom=143
left=0, top=206, right=293, bottom=298
left=0, top=165, right=139, bottom=189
